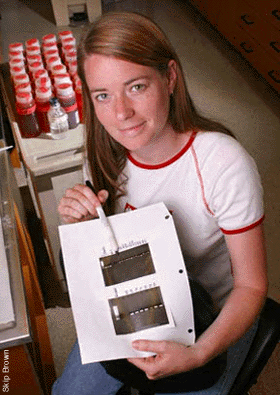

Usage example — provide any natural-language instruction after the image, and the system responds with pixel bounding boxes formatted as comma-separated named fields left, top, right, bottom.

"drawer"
left=266, top=1, right=280, bottom=32
left=233, top=2, right=263, bottom=37
left=259, top=18, right=280, bottom=62
left=245, top=0, right=280, bottom=31
left=251, top=46, right=280, bottom=93
left=228, top=24, right=260, bottom=61
left=234, top=2, right=259, bottom=30
left=223, top=23, right=280, bottom=93
left=229, top=1, right=280, bottom=61
left=216, top=1, right=259, bottom=40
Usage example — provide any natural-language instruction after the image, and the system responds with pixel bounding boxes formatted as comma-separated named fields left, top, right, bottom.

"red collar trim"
left=127, top=131, right=197, bottom=170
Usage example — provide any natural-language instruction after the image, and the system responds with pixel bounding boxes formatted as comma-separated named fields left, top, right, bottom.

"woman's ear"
left=167, top=59, right=177, bottom=95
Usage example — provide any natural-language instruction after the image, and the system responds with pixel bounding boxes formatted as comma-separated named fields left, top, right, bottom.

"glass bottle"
left=56, top=83, right=80, bottom=129
left=47, top=97, right=69, bottom=139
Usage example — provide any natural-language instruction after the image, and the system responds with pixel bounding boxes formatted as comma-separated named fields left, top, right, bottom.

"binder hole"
left=179, top=269, right=183, bottom=274
left=188, top=328, right=193, bottom=333
left=165, top=215, right=170, bottom=219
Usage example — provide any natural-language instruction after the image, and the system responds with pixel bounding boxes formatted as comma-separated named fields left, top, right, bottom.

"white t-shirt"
left=114, top=131, right=264, bottom=309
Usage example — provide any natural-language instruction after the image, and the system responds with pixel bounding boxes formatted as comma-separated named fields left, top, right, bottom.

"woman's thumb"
left=98, top=189, right=109, bottom=204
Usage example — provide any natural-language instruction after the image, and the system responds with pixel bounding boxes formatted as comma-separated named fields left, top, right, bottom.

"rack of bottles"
left=8, top=31, right=83, bottom=139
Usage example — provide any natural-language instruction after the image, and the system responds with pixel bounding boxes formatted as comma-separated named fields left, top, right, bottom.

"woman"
left=54, top=11, right=268, bottom=395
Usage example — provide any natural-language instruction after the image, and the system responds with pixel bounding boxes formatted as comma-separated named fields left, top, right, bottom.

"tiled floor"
left=1, top=0, right=279, bottom=389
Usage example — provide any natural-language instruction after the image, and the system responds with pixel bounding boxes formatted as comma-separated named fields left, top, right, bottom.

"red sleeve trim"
left=220, top=215, right=265, bottom=235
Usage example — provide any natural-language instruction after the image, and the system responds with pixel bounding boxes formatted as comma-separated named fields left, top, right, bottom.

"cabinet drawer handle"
left=241, top=14, right=255, bottom=25
left=268, top=70, right=280, bottom=83
left=240, top=42, right=254, bottom=53
left=271, top=9, right=280, bottom=21
left=270, top=41, right=280, bottom=53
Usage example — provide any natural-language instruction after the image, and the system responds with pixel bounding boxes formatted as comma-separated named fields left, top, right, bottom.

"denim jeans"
left=52, top=320, right=258, bottom=395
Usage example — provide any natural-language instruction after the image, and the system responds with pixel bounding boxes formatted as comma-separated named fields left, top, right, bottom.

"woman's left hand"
left=127, top=340, right=205, bottom=380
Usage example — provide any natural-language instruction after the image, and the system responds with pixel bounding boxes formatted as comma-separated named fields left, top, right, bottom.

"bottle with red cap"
left=53, top=73, right=72, bottom=91
left=13, top=73, right=30, bottom=88
left=58, top=30, right=73, bottom=57
left=28, top=61, right=44, bottom=77
left=42, top=41, right=58, bottom=55
left=9, top=50, right=25, bottom=62
left=33, top=69, right=49, bottom=81
left=27, top=54, right=42, bottom=67
left=44, top=49, right=59, bottom=63
left=26, top=45, right=41, bottom=57
left=9, top=42, right=24, bottom=53
left=46, top=55, right=62, bottom=72
left=62, top=36, right=76, bottom=49
left=62, top=40, right=76, bottom=63
left=15, top=91, right=40, bottom=138
left=56, top=83, right=80, bottom=129
left=25, top=38, right=40, bottom=48
left=27, top=62, right=44, bottom=89
left=35, top=76, right=52, bottom=91
left=35, top=86, right=54, bottom=134
left=15, top=82, right=32, bottom=94
left=9, top=58, right=25, bottom=70
left=65, top=50, right=77, bottom=67
left=58, top=30, right=73, bottom=44
left=51, top=63, right=67, bottom=76
left=42, top=33, right=57, bottom=45
left=10, top=66, right=26, bottom=82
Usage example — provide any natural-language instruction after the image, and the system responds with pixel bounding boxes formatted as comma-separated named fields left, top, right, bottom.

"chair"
left=228, top=297, right=280, bottom=395
left=117, top=297, right=280, bottom=395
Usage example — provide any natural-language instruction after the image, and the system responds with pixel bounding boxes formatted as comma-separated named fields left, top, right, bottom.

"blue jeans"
left=52, top=320, right=258, bottom=395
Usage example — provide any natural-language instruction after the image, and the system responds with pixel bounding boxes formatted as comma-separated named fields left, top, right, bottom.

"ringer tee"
left=115, top=131, right=264, bottom=309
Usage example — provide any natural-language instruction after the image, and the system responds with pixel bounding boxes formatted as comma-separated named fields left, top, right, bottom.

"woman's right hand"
left=58, top=184, right=109, bottom=224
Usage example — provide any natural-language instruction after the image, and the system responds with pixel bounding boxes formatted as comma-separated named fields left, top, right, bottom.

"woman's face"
left=84, top=54, right=177, bottom=157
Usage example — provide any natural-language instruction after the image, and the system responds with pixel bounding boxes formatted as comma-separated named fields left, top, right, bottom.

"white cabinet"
left=51, top=0, right=102, bottom=26
left=12, top=122, right=84, bottom=290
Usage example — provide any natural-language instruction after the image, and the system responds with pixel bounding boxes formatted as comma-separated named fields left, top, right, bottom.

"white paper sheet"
left=59, top=202, right=195, bottom=364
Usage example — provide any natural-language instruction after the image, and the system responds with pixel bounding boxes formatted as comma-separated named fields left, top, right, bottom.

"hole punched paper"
left=59, top=202, right=195, bottom=364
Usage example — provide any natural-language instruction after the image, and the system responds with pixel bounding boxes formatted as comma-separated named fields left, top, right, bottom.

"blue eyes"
left=95, top=93, right=108, bottom=102
left=94, top=83, right=146, bottom=102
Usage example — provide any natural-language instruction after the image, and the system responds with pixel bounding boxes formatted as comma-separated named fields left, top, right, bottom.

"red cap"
left=16, top=91, right=33, bottom=104
left=26, top=45, right=41, bottom=55
left=9, top=42, right=23, bottom=52
left=34, top=69, right=49, bottom=80
left=15, top=82, right=32, bottom=93
left=59, top=30, right=73, bottom=38
left=35, top=86, right=52, bottom=99
left=42, top=42, right=58, bottom=52
left=26, top=38, right=39, bottom=47
left=14, top=73, right=30, bottom=85
left=42, top=33, right=57, bottom=43
left=56, top=83, right=74, bottom=96
left=27, top=54, right=42, bottom=63
left=10, top=66, right=25, bottom=76
left=9, top=58, right=25, bottom=67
